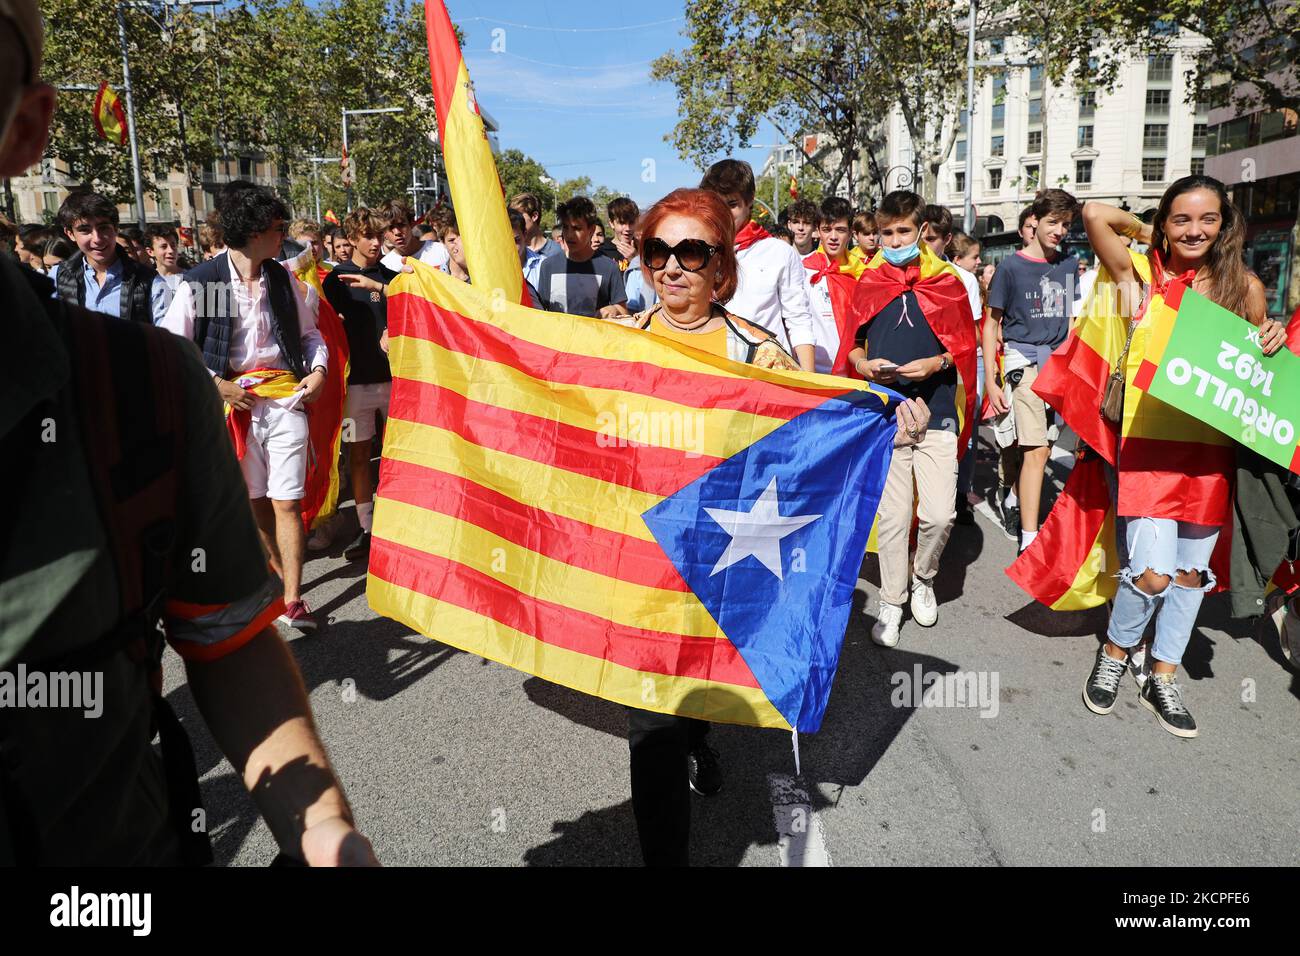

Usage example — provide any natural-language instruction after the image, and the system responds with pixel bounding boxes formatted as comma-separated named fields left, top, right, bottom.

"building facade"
left=930, top=31, right=1210, bottom=238
left=8, top=152, right=289, bottom=236
left=1204, top=84, right=1300, bottom=320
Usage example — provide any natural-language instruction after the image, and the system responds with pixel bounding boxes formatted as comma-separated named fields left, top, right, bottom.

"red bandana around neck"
left=734, top=221, right=772, bottom=252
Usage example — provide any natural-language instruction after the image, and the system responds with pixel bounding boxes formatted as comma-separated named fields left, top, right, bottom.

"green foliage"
left=652, top=0, right=979, bottom=203
left=40, top=0, right=439, bottom=213
left=1106, top=1, right=1299, bottom=114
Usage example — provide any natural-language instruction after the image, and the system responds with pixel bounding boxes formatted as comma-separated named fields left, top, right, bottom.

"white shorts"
left=344, top=381, right=391, bottom=443
left=242, top=400, right=309, bottom=501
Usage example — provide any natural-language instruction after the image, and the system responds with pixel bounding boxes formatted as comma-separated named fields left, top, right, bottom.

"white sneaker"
left=910, top=578, right=938, bottom=627
left=871, top=602, right=904, bottom=647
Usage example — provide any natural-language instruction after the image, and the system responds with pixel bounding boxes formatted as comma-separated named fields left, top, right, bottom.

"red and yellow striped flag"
left=93, top=81, right=127, bottom=145
left=1006, top=450, right=1118, bottom=610
left=366, top=265, right=899, bottom=731
left=425, top=0, right=528, bottom=305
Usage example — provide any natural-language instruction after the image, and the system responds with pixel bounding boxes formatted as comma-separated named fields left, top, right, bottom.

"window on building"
left=1076, top=160, right=1093, bottom=186
left=1145, top=89, right=1170, bottom=116
left=991, top=134, right=1004, bottom=157
left=1143, top=124, right=1168, bottom=151
left=1190, top=157, right=1205, bottom=176
left=157, top=190, right=172, bottom=221
left=239, top=156, right=253, bottom=177
left=1077, top=125, right=1094, bottom=148
left=955, top=171, right=966, bottom=194
left=1079, top=91, right=1096, bottom=117
left=1142, top=157, right=1165, bottom=182
left=43, top=191, right=60, bottom=216
left=1147, top=54, right=1173, bottom=83
left=959, top=109, right=968, bottom=133
left=1027, top=129, right=1042, bottom=153
left=989, top=168, right=1003, bottom=191
left=1028, top=97, right=1042, bottom=123
left=1149, top=17, right=1177, bottom=36
left=991, top=102, right=1005, bottom=129
left=1261, top=108, right=1300, bottom=143
left=989, top=37, right=1005, bottom=56
left=992, top=72, right=1007, bottom=104
left=1192, top=123, right=1208, bottom=150
left=956, top=139, right=967, bottom=162
left=1029, top=64, right=1043, bottom=92
left=1024, top=164, right=1040, bottom=189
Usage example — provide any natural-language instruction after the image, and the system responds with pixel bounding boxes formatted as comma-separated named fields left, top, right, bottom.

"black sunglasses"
left=641, top=237, right=719, bottom=273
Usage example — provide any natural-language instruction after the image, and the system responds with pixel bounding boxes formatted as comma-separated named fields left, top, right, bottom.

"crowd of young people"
left=7, top=138, right=1295, bottom=866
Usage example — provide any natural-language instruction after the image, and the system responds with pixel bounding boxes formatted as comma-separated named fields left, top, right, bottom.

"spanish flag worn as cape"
left=803, top=249, right=867, bottom=376
left=1010, top=250, right=1233, bottom=609
left=850, top=244, right=979, bottom=459
left=425, top=0, right=531, bottom=307
left=290, top=253, right=350, bottom=532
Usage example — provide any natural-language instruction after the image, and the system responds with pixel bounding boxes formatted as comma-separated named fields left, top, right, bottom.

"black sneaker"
left=1083, top=644, right=1128, bottom=715
left=1140, top=672, right=1199, bottom=738
left=687, top=743, right=723, bottom=796
left=1001, top=500, right=1020, bottom=540
left=344, top=529, right=372, bottom=563
left=955, top=495, right=975, bottom=525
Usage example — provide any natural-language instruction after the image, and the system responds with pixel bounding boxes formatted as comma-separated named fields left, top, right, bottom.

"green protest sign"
left=1134, top=284, right=1300, bottom=475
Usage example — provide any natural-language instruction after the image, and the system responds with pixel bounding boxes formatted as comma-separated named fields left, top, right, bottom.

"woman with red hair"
left=614, top=187, right=799, bottom=368
left=611, top=188, right=928, bottom=865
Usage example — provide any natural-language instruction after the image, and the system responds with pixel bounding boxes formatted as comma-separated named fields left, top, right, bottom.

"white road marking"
left=768, top=772, right=833, bottom=867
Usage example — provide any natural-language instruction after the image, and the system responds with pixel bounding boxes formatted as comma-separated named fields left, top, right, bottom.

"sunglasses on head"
left=641, top=237, right=719, bottom=273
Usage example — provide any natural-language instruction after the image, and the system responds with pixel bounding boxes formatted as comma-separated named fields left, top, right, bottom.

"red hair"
left=637, top=188, right=739, bottom=305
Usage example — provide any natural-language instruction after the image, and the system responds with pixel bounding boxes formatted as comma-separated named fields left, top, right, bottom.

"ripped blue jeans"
left=1106, top=517, right=1220, bottom=666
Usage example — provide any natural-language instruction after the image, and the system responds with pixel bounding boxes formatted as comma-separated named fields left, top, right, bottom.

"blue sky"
left=445, top=1, right=777, bottom=207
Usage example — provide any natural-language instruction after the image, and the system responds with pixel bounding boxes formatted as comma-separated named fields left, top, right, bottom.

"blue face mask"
left=882, top=242, right=920, bottom=266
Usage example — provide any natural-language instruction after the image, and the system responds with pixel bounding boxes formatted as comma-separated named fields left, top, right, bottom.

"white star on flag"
left=704, top=476, right=822, bottom=581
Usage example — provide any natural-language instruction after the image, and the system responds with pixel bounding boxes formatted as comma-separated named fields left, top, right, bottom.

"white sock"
left=357, top=501, right=374, bottom=533
left=1020, top=529, right=1038, bottom=549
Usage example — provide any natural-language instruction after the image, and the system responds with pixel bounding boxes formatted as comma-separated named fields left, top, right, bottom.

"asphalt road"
left=163, top=433, right=1300, bottom=867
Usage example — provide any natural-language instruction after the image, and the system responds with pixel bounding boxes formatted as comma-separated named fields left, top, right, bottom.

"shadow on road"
left=520, top=568, right=967, bottom=865
left=166, top=612, right=458, bottom=865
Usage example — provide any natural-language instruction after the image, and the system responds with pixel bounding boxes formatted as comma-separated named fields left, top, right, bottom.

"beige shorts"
left=1010, top=364, right=1049, bottom=448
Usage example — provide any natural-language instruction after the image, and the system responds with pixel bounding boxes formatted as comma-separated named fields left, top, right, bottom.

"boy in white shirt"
left=699, top=159, right=817, bottom=372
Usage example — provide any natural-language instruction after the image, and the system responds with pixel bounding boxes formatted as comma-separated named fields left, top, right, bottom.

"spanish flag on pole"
left=425, top=0, right=530, bottom=305
left=93, top=81, right=128, bottom=145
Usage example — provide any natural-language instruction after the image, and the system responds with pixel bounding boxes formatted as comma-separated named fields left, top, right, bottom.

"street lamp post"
left=307, top=157, right=341, bottom=223
left=341, top=107, right=403, bottom=210
left=964, top=0, right=978, bottom=233
left=117, top=1, right=225, bottom=232
left=116, top=4, right=148, bottom=229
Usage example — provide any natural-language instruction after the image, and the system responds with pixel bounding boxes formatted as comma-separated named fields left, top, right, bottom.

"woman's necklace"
left=657, top=304, right=717, bottom=332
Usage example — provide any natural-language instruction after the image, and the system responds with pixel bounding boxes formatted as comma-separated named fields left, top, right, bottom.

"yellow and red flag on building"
left=93, top=81, right=127, bottom=145
left=789, top=174, right=798, bottom=200
left=366, top=263, right=900, bottom=732
left=424, top=0, right=530, bottom=306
